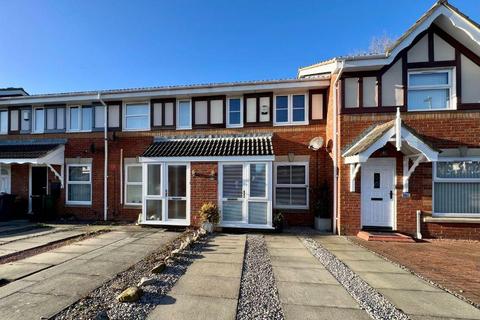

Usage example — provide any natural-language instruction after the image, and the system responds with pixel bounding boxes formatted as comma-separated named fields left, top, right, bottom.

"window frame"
left=227, top=97, right=244, bottom=128
left=176, top=99, right=192, bottom=130
left=407, top=68, right=455, bottom=111
left=0, top=109, right=8, bottom=134
left=122, top=101, right=151, bottom=132
left=273, top=93, right=309, bottom=126
left=274, top=162, right=309, bottom=210
left=32, top=107, right=45, bottom=134
left=125, top=164, right=143, bottom=206
left=66, top=105, right=94, bottom=133
left=432, top=159, right=480, bottom=217
left=66, top=163, right=92, bottom=206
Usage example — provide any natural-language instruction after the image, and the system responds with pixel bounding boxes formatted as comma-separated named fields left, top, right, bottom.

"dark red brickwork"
left=338, top=111, right=480, bottom=239
left=190, top=162, right=218, bottom=226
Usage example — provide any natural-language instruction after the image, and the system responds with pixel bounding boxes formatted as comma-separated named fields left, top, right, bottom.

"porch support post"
left=402, top=154, right=424, bottom=193
left=395, top=107, right=402, bottom=151
left=349, top=163, right=361, bottom=192
left=46, top=164, right=64, bottom=188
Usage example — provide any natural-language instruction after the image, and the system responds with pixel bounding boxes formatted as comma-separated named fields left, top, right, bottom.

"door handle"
left=242, top=190, right=245, bottom=198
left=390, top=190, right=393, bottom=199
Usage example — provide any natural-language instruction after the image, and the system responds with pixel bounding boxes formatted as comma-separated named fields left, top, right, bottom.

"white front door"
left=361, top=158, right=395, bottom=228
left=143, top=162, right=190, bottom=226
left=219, top=162, right=272, bottom=228
left=0, top=165, right=11, bottom=194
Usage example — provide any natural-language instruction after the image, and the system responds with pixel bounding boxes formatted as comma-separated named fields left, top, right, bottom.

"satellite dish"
left=308, top=137, right=324, bottom=151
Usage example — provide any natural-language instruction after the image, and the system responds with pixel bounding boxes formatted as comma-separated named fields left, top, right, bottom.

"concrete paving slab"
left=0, top=291, right=76, bottom=320
left=317, top=243, right=362, bottom=251
left=276, top=282, right=360, bottom=309
left=332, top=250, right=383, bottom=261
left=199, top=252, right=244, bottom=264
left=266, top=241, right=305, bottom=249
left=269, top=254, right=324, bottom=268
left=0, top=280, right=37, bottom=299
left=268, top=248, right=315, bottom=258
left=21, top=272, right=105, bottom=297
left=379, top=289, right=480, bottom=319
left=357, top=272, right=441, bottom=292
left=50, top=244, right=101, bottom=254
left=20, top=252, right=80, bottom=265
left=0, top=262, right=52, bottom=281
left=273, top=266, right=338, bottom=284
left=283, top=304, right=371, bottom=320
left=171, top=275, right=240, bottom=299
left=63, top=259, right=128, bottom=277
left=343, top=260, right=409, bottom=274
left=147, top=294, right=237, bottom=320
left=312, top=236, right=352, bottom=245
left=186, top=261, right=242, bottom=278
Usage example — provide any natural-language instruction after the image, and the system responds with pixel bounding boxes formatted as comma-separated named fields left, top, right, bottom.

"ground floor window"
left=66, top=164, right=92, bottom=205
left=125, top=164, right=142, bottom=205
left=274, top=162, right=309, bottom=209
left=434, top=160, right=480, bottom=216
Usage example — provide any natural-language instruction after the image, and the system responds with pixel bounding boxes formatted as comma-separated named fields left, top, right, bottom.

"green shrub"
left=198, top=202, right=220, bottom=224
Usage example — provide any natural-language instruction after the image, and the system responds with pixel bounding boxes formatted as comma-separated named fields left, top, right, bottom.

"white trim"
left=122, top=101, right=151, bottom=132
left=176, top=99, right=192, bottom=130
left=0, top=164, right=11, bottom=193
left=32, top=107, right=45, bottom=134
left=226, top=97, right=243, bottom=128
left=66, top=105, right=93, bottom=133
left=273, top=93, right=309, bottom=126
left=124, top=163, right=143, bottom=206
left=273, top=162, right=309, bottom=210
left=139, top=155, right=274, bottom=163
left=402, top=154, right=425, bottom=193
left=66, top=163, right=92, bottom=206
left=432, top=159, right=480, bottom=217
left=0, top=109, right=8, bottom=135
left=349, top=163, right=361, bottom=192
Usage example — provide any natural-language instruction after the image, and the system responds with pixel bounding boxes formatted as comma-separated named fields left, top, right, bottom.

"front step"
left=357, top=230, right=415, bottom=242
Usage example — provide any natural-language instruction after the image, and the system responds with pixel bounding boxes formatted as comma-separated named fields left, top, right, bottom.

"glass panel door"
left=248, top=163, right=268, bottom=225
left=221, top=164, right=245, bottom=223
left=166, top=164, right=187, bottom=221
left=145, top=164, right=163, bottom=221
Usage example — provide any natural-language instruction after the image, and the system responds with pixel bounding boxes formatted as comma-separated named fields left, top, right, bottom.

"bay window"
left=408, top=70, right=454, bottom=111
left=274, top=94, right=308, bottom=125
left=433, top=160, right=480, bottom=216
left=125, top=164, right=142, bottom=205
left=66, top=164, right=92, bottom=205
left=275, top=163, right=309, bottom=209
left=124, top=102, right=149, bottom=131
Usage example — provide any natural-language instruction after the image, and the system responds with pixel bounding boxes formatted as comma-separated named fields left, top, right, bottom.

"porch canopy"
left=0, top=139, right=66, bottom=187
left=140, top=133, right=274, bottom=161
left=342, top=113, right=440, bottom=193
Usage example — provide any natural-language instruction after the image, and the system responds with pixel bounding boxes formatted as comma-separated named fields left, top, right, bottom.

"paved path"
left=148, top=234, right=246, bottom=320
left=0, top=227, right=178, bottom=320
left=312, top=235, right=480, bottom=320
left=265, top=234, right=370, bottom=320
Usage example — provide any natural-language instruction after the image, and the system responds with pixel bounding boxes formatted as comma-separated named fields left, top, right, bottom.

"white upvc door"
left=361, top=158, right=396, bottom=228
left=142, top=162, right=190, bottom=226
left=219, top=162, right=272, bottom=228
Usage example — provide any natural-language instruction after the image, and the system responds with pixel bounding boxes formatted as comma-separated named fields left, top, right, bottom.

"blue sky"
left=0, top=0, right=478, bottom=94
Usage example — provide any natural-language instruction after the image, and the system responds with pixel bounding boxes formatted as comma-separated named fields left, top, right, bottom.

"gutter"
left=332, top=60, right=345, bottom=235
left=97, top=92, right=108, bottom=221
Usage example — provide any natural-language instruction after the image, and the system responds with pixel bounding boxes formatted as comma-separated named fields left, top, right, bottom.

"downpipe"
left=98, top=92, right=108, bottom=221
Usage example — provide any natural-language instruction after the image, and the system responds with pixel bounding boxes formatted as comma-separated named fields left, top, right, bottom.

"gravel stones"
left=150, top=263, right=166, bottom=274
left=236, top=235, right=284, bottom=320
left=301, top=236, right=409, bottom=320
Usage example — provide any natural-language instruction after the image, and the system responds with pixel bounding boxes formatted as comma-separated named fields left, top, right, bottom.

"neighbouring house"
left=0, top=0, right=479, bottom=239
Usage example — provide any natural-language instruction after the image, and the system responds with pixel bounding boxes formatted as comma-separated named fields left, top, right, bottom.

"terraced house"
left=0, top=0, right=479, bottom=239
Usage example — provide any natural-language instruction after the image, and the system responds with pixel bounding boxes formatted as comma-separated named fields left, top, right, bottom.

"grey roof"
left=0, top=144, right=61, bottom=159
left=142, top=134, right=274, bottom=158
left=342, top=120, right=440, bottom=157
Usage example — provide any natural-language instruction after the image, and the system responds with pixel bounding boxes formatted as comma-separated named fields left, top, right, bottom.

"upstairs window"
left=33, top=108, right=45, bottom=133
left=0, top=110, right=8, bottom=134
left=227, top=98, right=243, bottom=128
left=124, top=102, right=149, bottom=131
left=408, top=70, right=453, bottom=111
left=68, top=106, right=92, bottom=132
left=274, top=94, right=308, bottom=125
left=177, top=100, right=192, bottom=130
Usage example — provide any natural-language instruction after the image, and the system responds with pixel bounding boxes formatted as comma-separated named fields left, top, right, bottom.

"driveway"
left=0, top=226, right=178, bottom=320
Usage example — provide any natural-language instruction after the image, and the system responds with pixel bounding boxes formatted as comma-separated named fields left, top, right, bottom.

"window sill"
left=424, top=215, right=480, bottom=224
left=123, top=204, right=142, bottom=209
left=65, top=203, right=92, bottom=208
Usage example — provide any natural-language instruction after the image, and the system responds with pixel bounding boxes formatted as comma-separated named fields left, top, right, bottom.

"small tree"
left=368, top=32, right=396, bottom=54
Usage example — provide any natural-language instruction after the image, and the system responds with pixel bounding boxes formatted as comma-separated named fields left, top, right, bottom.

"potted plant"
left=273, top=210, right=284, bottom=233
left=311, top=181, right=332, bottom=231
left=198, top=202, right=219, bottom=233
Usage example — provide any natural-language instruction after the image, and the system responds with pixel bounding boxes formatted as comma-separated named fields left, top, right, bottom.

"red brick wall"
left=190, top=162, right=218, bottom=226
left=338, top=111, right=480, bottom=239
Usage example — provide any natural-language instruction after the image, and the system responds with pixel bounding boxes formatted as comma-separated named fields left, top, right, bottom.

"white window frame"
left=66, top=164, right=92, bottom=205
left=273, top=93, right=308, bottom=126
left=66, top=105, right=93, bottom=132
left=407, top=68, right=456, bottom=111
left=226, top=97, right=243, bottom=128
left=432, top=158, right=480, bottom=217
left=274, top=162, right=309, bottom=209
left=123, top=101, right=150, bottom=131
left=176, top=99, right=192, bottom=130
left=32, top=107, right=45, bottom=134
left=0, top=109, right=8, bottom=134
left=125, top=164, right=143, bottom=206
